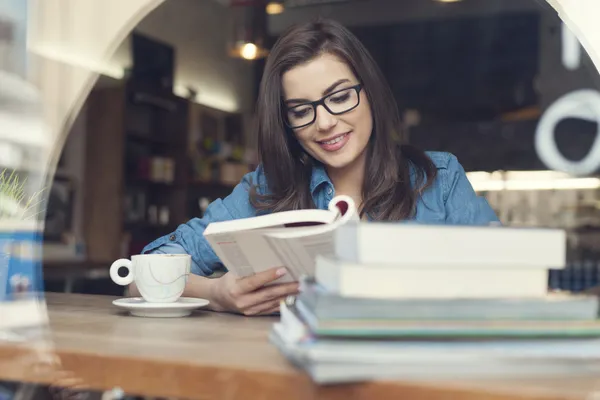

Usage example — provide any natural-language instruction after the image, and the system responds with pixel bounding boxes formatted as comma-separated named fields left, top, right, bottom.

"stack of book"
left=269, top=223, right=600, bottom=383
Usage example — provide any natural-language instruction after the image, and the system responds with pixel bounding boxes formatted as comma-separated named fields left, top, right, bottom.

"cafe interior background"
left=2, top=0, right=600, bottom=297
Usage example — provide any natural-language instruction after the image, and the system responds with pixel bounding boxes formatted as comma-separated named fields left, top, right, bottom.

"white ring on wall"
left=535, top=89, right=600, bottom=176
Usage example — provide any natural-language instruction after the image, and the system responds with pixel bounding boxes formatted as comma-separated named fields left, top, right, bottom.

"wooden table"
left=2, top=293, right=600, bottom=399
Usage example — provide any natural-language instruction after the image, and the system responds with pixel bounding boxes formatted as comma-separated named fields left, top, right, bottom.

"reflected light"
left=29, top=44, right=125, bottom=79
left=30, top=45, right=239, bottom=112
left=467, top=170, right=600, bottom=191
left=435, top=0, right=463, bottom=3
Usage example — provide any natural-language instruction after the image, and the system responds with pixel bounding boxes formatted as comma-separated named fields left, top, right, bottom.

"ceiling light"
left=229, top=1, right=269, bottom=60
left=229, top=41, right=268, bottom=60
left=435, top=0, right=463, bottom=3
left=240, top=43, right=258, bottom=60
left=266, top=1, right=285, bottom=15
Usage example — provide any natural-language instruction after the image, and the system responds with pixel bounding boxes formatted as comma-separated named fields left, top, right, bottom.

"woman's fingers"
left=242, top=281, right=301, bottom=314
left=222, top=267, right=299, bottom=315
left=234, top=267, right=288, bottom=295
left=263, top=305, right=281, bottom=315
left=243, top=298, right=284, bottom=316
left=237, top=282, right=299, bottom=311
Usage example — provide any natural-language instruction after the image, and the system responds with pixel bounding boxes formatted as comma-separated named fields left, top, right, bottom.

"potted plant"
left=0, top=169, right=45, bottom=302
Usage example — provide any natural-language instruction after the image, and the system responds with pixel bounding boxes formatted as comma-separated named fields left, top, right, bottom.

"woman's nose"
left=315, top=105, right=338, bottom=131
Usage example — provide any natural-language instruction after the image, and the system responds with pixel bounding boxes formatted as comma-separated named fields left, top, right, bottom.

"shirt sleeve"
left=142, top=165, right=268, bottom=276
left=442, top=154, right=501, bottom=226
left=148, top=242, right=187, bottom=255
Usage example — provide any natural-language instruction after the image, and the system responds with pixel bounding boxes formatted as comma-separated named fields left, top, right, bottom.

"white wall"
left=110, top=0, right=256, bottom=113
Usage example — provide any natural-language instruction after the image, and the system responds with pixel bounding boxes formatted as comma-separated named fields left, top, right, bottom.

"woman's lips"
left=317, top=132, right=351, bottom=152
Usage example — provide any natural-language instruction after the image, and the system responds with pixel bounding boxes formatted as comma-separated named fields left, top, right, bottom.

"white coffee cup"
left=110, top=254, right=191, bottom=303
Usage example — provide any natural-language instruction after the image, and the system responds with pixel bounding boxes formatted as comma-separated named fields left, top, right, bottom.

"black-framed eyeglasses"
left=283, top=84, right=363, bottom=129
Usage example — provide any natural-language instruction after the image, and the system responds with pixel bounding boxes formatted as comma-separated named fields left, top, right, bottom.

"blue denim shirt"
left=142, top=151, right=499, bottom=275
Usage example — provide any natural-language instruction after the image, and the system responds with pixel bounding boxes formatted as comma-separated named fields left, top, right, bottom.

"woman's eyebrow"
left=284, top=78, right=351, bottom=105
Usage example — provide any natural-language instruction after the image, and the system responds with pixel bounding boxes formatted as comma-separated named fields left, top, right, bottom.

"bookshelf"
left=84, top=79, right=189, bottom=260
left=186, top=102, right=255, bottom=218
left=83, top=79, right=256, bottom=262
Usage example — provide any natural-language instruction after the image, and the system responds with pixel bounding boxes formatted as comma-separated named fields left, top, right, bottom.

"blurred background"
left=2, top=0, right=600, bottom=297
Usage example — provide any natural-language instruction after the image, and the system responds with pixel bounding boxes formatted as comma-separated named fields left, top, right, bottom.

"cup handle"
left=110, top=259, right=134, bottom=286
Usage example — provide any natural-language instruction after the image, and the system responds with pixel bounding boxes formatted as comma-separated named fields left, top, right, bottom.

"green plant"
left=0, top=169, right=45, bottom=220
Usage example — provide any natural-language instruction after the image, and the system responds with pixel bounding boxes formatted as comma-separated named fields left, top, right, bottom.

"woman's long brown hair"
left=249, top=18, right=437, bottom=220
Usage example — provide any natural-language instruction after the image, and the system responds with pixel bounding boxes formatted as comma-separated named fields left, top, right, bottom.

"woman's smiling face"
left=282, top=52, right=373, bottom=171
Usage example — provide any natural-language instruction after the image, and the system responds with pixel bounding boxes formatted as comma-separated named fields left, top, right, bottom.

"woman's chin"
left=320, top=151, right=361, bottom=171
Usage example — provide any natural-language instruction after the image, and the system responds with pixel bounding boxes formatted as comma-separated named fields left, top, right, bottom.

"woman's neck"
left=326, top=150, right=367, bottom=205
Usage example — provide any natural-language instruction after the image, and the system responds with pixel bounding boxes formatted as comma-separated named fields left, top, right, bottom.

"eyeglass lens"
left=286, top=86, right=360, bottom=128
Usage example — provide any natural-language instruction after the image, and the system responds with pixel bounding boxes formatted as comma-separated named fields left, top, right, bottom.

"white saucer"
left=112, top=297, right=210, bottom=318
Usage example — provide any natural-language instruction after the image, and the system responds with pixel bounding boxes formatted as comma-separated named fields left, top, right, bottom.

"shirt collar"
left=309, top=159, right=420, bottom=195
left=310, top=162, right=331, bottom=194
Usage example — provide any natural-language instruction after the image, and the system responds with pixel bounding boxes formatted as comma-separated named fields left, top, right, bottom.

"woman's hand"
left=127, top=266, right=299, bottom=316
left=209, top=267, right=299, bottom=315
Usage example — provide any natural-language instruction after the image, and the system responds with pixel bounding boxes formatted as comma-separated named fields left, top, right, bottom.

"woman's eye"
left=330, top=92, right=351, bottom=103
left=290, top=107, right=310, bottom=118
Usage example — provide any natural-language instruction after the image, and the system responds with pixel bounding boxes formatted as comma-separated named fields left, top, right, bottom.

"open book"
left=203, top=196, right=359, bottom=283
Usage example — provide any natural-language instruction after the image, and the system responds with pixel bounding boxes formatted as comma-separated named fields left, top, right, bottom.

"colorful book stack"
left=269, top=223, right=600, bottom=384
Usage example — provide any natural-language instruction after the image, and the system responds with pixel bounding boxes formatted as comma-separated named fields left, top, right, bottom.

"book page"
left=203, top=195, right=359, bottom=282
left=265, top=230, right=337, bottom=280
left=204, top=232, right=255, bottom=278
left=328, top=195, right=359, bottom=224
left=203, top=208, right=336, bottom=236
left=267, top=195, right=359, bottom=240
left=205, top=230, right=291, bottom=280
left=262, top=196, right=359, bottom=280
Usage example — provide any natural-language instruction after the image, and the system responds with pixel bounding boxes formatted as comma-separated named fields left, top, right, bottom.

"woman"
left=137, top=18, right=499, bottom=315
